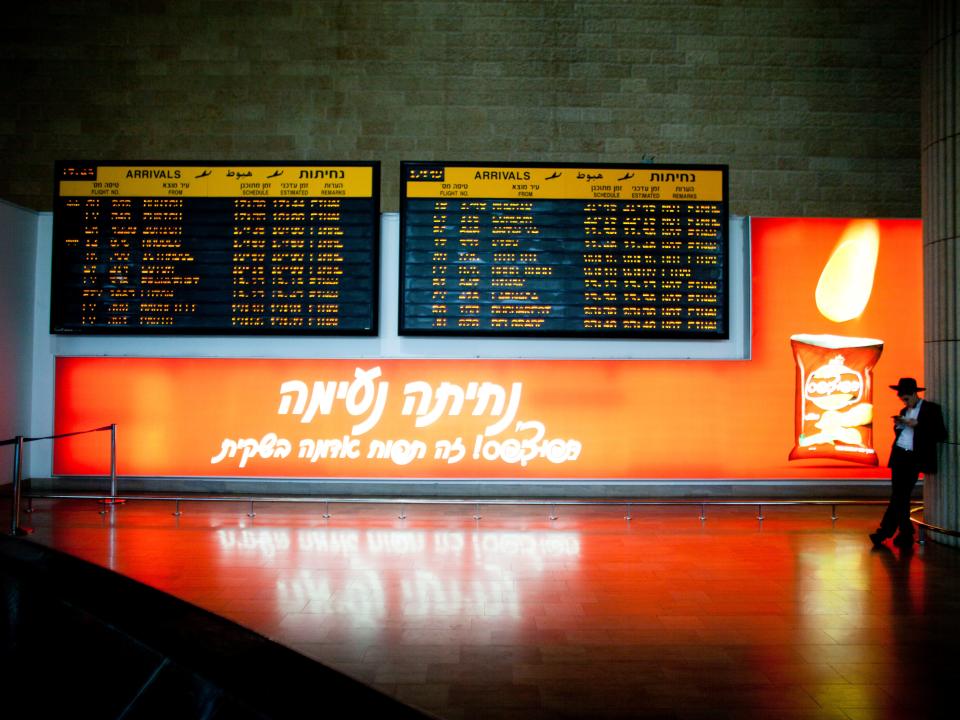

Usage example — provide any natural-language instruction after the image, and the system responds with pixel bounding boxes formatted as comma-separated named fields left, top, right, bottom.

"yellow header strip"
left=59, top=165, right=374, bottom=199
left=405, top=166, right=723, bottom=202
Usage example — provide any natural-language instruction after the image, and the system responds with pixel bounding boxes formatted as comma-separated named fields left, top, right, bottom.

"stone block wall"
left=0, top=1, right=921, bottom=216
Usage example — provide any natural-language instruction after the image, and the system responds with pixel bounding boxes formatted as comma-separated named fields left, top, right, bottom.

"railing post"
left=100, top=424, right=124, bottom=507
left=9, top=436, right=32, bottom=536
left=110, top=423, right=117, bottom=498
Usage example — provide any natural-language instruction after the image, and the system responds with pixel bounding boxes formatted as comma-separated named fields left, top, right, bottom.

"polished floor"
left=13, top=498, right=960, bottom=719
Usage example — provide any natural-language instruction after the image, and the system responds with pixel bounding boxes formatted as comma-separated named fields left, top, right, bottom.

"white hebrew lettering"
left=367, top=438, right=428, bottom=465
left=469, top=420, right=582, bottom=467
left=298, top=438, right=315, bottom=459
left=415, top=382, right=466, bottom=428
left=274, top=438, right=292, bottom=458
left=298, top=436, right=361, bottom=462
left=237, top=438, right=259, bottom=468
left=434, top=437, right=467, bottom=464
left=278, top=380, right=309, bottom=415
left=346, top=367, right=389, bottom=435
left=302, top=381, right=343, bottom=424
left=211, top=434, right=292, bottom=468
left=276, top=367, right=388, bottom=434
left=401, top=380, right=524, bottom=436
left=482, top=382, right=523, bottom=436
left=256, top=433, right=278, bottom=460
left=401, top=381, right=433, bottom=416
left=211, top=438, right=239, bottom=464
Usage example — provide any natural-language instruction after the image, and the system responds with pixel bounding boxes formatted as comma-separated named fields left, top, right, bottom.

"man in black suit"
left=871, top=377, right=948, bottom=548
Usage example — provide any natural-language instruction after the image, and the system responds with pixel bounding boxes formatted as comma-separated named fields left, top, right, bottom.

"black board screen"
left=400, top=162, right=728, bottom=338
left=52, top=161, right=380, bottom=335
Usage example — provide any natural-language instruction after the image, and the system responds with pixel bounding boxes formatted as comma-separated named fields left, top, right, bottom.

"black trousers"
left=879, top=445, right=921, bottom=538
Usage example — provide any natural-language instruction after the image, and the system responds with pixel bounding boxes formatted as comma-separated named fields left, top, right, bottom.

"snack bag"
left=789, top=333, right=883, bottom=465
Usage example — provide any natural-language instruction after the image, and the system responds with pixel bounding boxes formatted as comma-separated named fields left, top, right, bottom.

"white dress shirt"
left=896, top=399, right=923, bottom=451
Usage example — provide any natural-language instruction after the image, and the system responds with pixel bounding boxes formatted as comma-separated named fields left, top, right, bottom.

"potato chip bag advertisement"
left=54, top=218, right=922, bottom=480
left=789, top=334, right=883, bottom=465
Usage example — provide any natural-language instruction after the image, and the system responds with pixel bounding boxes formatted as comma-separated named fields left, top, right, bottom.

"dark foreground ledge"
left=0, top=533, right=434, bottom=719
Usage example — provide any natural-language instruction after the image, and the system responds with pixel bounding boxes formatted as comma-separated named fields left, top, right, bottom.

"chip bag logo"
left=804, top=355, right=863, bottom=411
left=790, top=335, right=882, bottom=465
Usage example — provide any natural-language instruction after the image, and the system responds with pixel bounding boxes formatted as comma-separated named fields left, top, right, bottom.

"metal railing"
left=910, top=506, right=960, bottom=542
left=7, top=424, right=954, bottom=538
left=18, top=490, right=903, bottom=526
left=4, top=424, right=117, bottom=535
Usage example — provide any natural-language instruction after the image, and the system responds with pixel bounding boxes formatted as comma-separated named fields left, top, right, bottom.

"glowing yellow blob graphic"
left=815, top=220, right=880, bottom=322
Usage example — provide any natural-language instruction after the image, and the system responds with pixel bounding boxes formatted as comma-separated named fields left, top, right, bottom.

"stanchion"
left=5, top=424, right=116, bottom=525
left=99, top=424, right=125, bottom=507
left=8, top=436, right=33, bottom=536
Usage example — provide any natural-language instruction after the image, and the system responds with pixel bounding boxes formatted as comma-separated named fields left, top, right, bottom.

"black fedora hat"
left=889, top=377, right=925, bottom=394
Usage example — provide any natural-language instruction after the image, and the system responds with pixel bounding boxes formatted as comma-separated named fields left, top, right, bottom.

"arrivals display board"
left=400, top=162, right=728, bottom=337
left=51, top=161, right=380, bottom=334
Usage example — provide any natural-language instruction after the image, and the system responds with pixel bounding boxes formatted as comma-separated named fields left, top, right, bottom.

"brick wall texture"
left=0, top=0, right=921, bottom=216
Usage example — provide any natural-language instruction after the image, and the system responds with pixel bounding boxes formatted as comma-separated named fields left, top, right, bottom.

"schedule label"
left=52, top=162, right=379, bottom=334
left=400, top=162, right=728, bottom=338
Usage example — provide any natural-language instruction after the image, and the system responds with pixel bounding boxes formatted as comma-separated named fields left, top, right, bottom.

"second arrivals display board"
left=51, top=161, right=380, bottom=335
left=400, top=162, right=729, bottom=338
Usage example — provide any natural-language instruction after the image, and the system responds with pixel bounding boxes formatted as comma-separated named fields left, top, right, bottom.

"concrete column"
left=922, top=1, right=960, bottom=547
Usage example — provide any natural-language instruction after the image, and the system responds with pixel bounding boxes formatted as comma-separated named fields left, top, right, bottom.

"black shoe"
left=893, top=534, right=915, bottom=548
left=869, top=532, right=885, bottom=548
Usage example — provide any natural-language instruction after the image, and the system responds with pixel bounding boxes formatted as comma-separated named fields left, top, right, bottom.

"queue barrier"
left=4, top=424, right=117, bottom=535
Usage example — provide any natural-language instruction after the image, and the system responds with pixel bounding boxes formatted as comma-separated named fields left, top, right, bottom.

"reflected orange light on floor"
left=31, top=502, right=960, bottom=718
left=797, top=545, right=868, bottom=619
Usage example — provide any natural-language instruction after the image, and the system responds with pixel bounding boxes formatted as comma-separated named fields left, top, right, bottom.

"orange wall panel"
left=53, top=218, right=923, bottom=480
